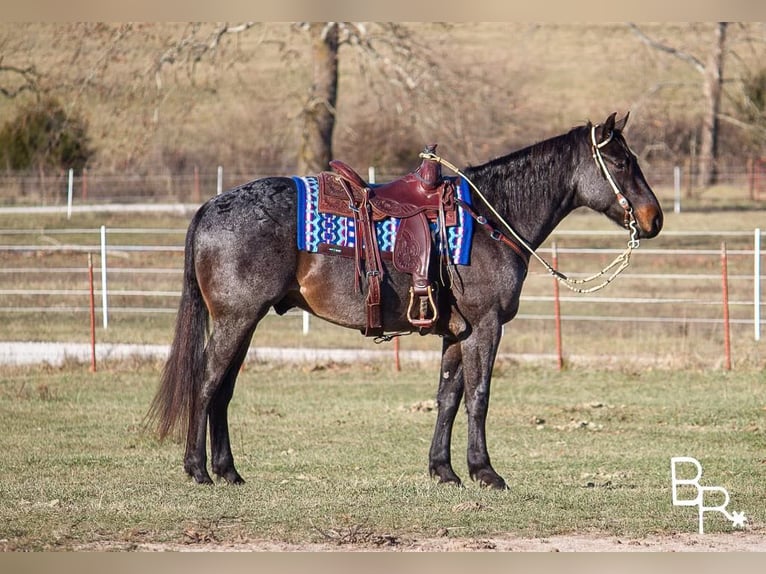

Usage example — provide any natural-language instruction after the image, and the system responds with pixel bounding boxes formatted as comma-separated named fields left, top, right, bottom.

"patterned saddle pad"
left=292, top=176, right=473, bottom=265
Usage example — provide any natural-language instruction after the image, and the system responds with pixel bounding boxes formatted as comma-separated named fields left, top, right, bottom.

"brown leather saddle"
left=316, top=144, right=458, bottom=337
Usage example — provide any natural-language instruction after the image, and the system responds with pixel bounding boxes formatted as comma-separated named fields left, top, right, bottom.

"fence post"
left=673, top=166, right=681, bottom=214
left=194, top=165, right=201, bottom=203
left=755, top=228, right=762, bottom=342
left=721, top=242, right=731, bottom=370
left=88, top=253, right=97, bottom=372
left=747, top=157, right=755, bottom=199
left=302, top=311, right=310, bottom=335
left=67, top=168, right=74, bottom=220
left=100, top=225, right=109, bottom=329
left=552, top=241, right=563, bottom=371
left=82, top=168, right=88, bottom=201
left=217, top=165, right=223, bottom=195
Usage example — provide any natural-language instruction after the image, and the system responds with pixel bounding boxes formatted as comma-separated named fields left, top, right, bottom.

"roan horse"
left=147, top=112, right=663, bottom=489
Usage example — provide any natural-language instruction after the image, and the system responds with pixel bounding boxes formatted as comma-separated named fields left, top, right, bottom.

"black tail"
left=146, top=208, right=208, bottom=442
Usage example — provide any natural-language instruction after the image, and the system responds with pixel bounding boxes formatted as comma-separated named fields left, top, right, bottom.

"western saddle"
left=316, top=144, right=458, bottom=337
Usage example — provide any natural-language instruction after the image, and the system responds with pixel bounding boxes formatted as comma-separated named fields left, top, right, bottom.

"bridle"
left=590, top=125, right=641, bottom=250
left=420, top=123, right=642, bottom=293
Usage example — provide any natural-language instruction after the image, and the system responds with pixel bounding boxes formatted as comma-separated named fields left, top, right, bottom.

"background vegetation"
left=1, top=23, right=765, bottom=187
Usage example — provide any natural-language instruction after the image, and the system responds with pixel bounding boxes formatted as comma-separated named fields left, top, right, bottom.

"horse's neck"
left=468, top=136, right=582, bottom=250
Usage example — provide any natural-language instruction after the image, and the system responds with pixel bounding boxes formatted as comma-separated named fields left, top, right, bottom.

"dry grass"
left=1, top=23, right=764, bottom=176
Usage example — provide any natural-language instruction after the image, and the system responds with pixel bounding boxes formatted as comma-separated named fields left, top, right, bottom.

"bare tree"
left=0, top=58, right=40, bottom=99
left=297, top=22, right=339, bottom=174
left=152, top=22, right=473, bottom=175
left=629, top=22, right=728, bottom=188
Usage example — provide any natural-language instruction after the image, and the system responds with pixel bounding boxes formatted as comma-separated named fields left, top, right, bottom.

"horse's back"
left=194, top=176, right=298, bottom=235
left=191, top=177, right=301, bottom=317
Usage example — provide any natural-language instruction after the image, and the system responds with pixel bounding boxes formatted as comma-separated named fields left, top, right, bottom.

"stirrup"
left=406, top=284, right=439, bottom=328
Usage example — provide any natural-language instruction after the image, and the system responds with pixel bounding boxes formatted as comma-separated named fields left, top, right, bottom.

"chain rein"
left=420, top=126, right=640, bottom=294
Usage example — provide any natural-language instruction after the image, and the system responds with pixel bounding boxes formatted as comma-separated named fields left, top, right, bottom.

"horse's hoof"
left=480, top=477, right=508, bottom=490
left=218, top=469, right=246, bottom=485
left=185, top=464, right=214, bottom=485
left=472, top=469, right=508, bottom=490
left=430, top=464, right=462, bottom=487
left=193, top=473, right=214, bottom=485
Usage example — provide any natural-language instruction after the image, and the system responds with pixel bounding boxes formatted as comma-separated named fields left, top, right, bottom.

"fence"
left=0, top=222, right=762, bottom=370
left=2, top=160, right=766, bottom=208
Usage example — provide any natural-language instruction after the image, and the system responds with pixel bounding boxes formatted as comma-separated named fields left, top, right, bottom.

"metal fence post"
left=755, top=227, right=762, bottom=342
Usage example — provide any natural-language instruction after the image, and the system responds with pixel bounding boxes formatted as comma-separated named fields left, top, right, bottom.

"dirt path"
left=74, top=530, right=766, bottom=552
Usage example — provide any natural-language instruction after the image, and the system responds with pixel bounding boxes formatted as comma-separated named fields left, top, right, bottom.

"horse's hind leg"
left=208, top=332, right=254, bottom=484
left=428, top=337, right=464, bottom=486
left=184, top=315, right=256, bottom=484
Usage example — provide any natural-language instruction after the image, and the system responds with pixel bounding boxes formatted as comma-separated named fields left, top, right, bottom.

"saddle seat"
left=317, top=145, right=456, bottom=336
left=329, top=144, right=445, bottom=219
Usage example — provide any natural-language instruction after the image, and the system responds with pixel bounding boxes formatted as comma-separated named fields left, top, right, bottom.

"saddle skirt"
left=292, top=175, right=474, bottom=266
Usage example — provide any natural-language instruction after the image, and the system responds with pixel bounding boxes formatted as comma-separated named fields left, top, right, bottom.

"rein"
left=420, top=126, right=641, bottom=294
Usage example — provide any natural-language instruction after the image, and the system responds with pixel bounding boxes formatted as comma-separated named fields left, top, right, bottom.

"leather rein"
left=420, top=124, right=641, bottom=294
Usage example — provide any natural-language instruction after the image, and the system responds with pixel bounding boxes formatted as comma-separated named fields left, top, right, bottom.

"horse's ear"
left=615, top=111, right=630, bottom=132
left=595, top=112, right=617, bottom=143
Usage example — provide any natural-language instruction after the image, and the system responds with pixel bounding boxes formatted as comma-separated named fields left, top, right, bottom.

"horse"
left=147, top=112, right=663, bottom=489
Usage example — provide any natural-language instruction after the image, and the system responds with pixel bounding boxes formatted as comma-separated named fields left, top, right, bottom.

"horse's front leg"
left=428, top=337, right=464, bottom=486
left=461, top=316, right=507, bottom=490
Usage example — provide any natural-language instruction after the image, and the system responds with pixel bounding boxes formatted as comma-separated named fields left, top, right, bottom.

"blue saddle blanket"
left=293, top=176, right=473, bottom=266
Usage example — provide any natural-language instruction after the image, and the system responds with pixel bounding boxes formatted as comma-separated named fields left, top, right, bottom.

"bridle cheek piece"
left=590, top=126, right=640, bottom=249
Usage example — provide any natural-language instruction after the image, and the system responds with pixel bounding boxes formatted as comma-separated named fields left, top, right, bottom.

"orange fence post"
left=552, top=241, right=563, bottom=371
left=88, top=253, right=97, bottom=373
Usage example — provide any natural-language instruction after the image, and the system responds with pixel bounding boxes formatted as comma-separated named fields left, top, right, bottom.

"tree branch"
left=627, top=23, right=706, bottom=74
left=0, top=58, right=40, bottom=98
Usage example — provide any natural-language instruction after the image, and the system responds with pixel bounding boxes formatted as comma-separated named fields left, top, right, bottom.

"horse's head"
left=576, top=112, right=663, bottom=240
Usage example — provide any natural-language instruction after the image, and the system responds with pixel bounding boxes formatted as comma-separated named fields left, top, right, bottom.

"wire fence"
left=1, top=159, right=766, bottom=207
left=0, top=222, right=762, bottom=369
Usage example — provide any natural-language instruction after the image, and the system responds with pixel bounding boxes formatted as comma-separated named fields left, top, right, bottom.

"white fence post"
left=100, top=225, right=109, bottom=329
left=217, top=166, right=223, bottom=195
left=674, top=166, right=681, bottom=214
left=67, top=168, right=74, bottom=220
left=755, top=227, right=762, bottom=342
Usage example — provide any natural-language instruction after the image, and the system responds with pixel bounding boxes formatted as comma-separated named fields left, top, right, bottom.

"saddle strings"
left=419, top=149, right=640, bottom=294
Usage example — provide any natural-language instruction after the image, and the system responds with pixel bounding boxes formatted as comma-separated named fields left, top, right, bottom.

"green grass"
left=0, top=359, right=764, bottom=550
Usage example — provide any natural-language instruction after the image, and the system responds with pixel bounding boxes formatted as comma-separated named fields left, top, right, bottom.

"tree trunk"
left=698, top=22, right=727, bottom=188
left=297, top=23, right=339, bottom=174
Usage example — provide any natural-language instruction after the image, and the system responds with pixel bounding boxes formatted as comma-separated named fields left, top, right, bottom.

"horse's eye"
left=613, top=161, right=626, bottom=171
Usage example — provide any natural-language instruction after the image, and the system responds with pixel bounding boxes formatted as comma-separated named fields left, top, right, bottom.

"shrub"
left=0, top=97, right=93, bottom=173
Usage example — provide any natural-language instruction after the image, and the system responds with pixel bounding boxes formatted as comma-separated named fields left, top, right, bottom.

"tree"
left=0, top=97, right=92, bottom=173
left=0, top=57, right=40, bottom=99
left=152, top=22, right=471, bottom=175
left=298, top=22, right=339, bottom=174
left=730, top=67, right=766, bottom=153
left=629, top=22, right=728, bottom=188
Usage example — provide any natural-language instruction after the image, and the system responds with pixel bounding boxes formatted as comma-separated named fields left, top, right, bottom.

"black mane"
left=462, top=124, right=590, bottom=243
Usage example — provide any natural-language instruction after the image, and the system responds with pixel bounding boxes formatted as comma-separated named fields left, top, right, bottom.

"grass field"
left=0, top=358, right=764, bottom=550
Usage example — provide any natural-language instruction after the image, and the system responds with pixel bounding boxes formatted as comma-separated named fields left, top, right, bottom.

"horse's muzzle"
left=636, top=204, right=663, bottom=239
